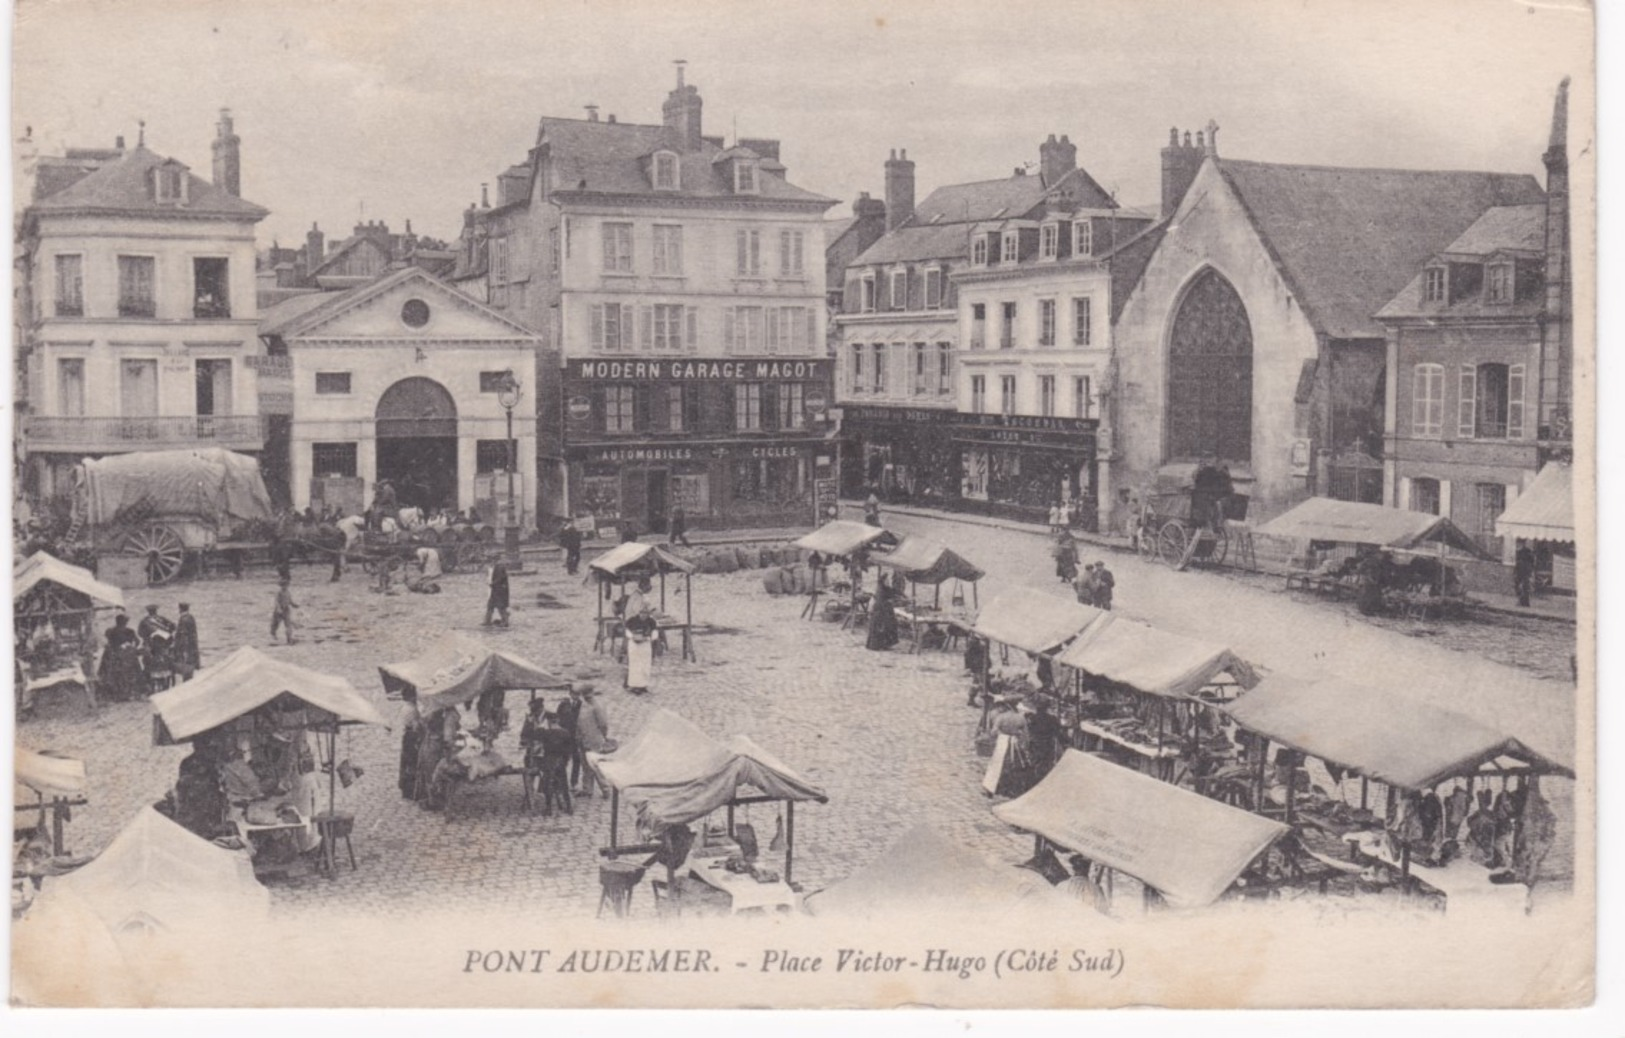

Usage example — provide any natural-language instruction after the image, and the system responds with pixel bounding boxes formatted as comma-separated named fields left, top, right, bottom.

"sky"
left=10, top=0, right=1595, bottom=249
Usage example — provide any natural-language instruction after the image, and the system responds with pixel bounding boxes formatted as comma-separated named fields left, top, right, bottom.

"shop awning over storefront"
left=380, top=634, right=568, bottom=716
left=993, top=750, right=1288, bottom=908
left=587, top=541, right=698, bottom=578
left=873, top=535, right=984, bottom=586
left=793, top=520, right=897, bottom=559
left=1496, top=463, right=1574, bottom=545
left=1255, top=497, right=1487, bottom=556
left=591, top=709, right=828, bottom=830
left=152, top=646, right=388, bottom=742
left=13, top=552, right=126, bottom=613
left=16, top=747, right=87, bottom=799
left=1054, top=614, right=1259, bottom=699
left=1222, top=675, right=1574, bottom=791
left=973, top=587, right=1104, bottom=655
left=803, top=824, right=1060, bottom=917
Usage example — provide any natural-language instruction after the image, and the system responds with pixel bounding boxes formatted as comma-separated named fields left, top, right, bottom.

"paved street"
left=18, top=516, right=1578, bottom=922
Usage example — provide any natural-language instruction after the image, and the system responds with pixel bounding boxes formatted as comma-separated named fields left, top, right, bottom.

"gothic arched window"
left=1166, top=269, right=1253, bottom=463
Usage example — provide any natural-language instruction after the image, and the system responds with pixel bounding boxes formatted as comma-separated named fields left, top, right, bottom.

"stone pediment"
left=286, top=267, right=538, bottom=342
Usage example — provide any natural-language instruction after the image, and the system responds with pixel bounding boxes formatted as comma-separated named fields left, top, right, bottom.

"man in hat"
left=1092, top=561, right=1115, bottom=611
left=574, top=684, right=612, bottom=797
left=483, top=560, right=510, bottom=627
left=556, top=683, right=584, bottom=791
left=173, top=602, right=200, bottom=680
left=537, top=710, right=575, bottom=816
left=558, top=520, right=584, bottom=575
left=270, top=577, right=298, bottom=645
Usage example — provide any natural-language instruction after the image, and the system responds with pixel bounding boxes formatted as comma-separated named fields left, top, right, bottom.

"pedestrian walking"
left=173, top=602, right=200, bottom=680
left=558, top=520, right=583, bottom=575
left=863, top=491, right=882, bottom=527
left=270, top=535, right=293, bottom=582
left=1072, top=564, right=1094, bottom=606
left=98, top=613, right=146, bottom=701
left=1093, top=560, right=1115, bottom=610
left=482, top=560, right=510, bottom=627
left=1513, top=545, right=1535, bottom=608
left=668, top=505, right=691, bottom=547
left=557, top=684, right=584, bottom=791
left=574, top=685, right=612, bottom=797
left=537, top=711, right=575, bottom=816
left=270, top=577, right=298, bottom=645
left=1053, top=532, right=1079, bottom=584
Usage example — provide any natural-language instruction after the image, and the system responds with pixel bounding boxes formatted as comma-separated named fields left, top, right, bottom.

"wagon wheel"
left=123, top=523, right=186, bottom=585
left=1157, top=520, right=1190, bottom=568
left=1137, top=518, right=1160, bottom=563
left=1209, top=523, right=1230, bottom=566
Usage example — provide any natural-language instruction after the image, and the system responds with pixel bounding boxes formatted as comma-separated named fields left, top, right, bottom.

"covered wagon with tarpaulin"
left=1051, top=614, right=1260, bottom=785
left=792, top=519, right=899, bottom=625
left=13, top=552, right=125, bottom=715
left=1222, top=675, right=1574, bottom=907
left=380, top=633, right=570, bottom=816
left=150, top=647, right=388, bottom=875
left=587, top=709, right=828, bottom=916
left=587, top=541, right=699, bottom=661
left=873, top=535, right=984, bottom=652
left=1257, top=497, right=1491, bottom=617
left=1496, top=461, right=1577, bottom=596
left=67, top=448, right=274, bottom=585
left=1133, top=462, right=1248, bottom=569
left=993, top=749, right=1290, bottom=912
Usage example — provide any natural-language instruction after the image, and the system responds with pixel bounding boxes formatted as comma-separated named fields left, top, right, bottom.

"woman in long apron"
left=624, top=609, right=656, bottom=695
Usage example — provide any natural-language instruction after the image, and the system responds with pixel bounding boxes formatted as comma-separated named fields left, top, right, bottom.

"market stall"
left=587, top=541, right=699, bottom=661
left=992, top=749, right=1290, bottom=911
left=379, top=633, right=570, bottom=817
left=792, top=520, right=899, bottom=626
left=1496, top=462, right=1576, bottom=595
left=1222, top=675, right=1574, bottom=906
left=150, top=647, right=388, bottom=873
left=13, top=552, right=126, bottom=714
left=803, top=824, right=1060, bottom=918
left=873, top=535, right=984, bottom=652
left=15, top=748, right=88, bottom=857
left=588, top=709, right=828, bottom=915
left=1051, top=615, right=1260, bottom=784
left=970, top=586, right=1105, bottom=697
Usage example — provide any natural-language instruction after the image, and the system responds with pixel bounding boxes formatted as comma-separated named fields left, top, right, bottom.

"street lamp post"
left=497, top=370, right=524, bottom=571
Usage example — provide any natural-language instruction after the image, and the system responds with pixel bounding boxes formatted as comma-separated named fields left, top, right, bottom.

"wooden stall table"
left=443, top=765, right=530, bottom=821
left=1076, top=719, right=1182, bottom=783
left=894, top=606, right=974, bottom=654
left=653, top=612, right=696, bottom=662
left=1342, top=830, right=1525, bottom=911
left=687, top=850, right=800, bottom=915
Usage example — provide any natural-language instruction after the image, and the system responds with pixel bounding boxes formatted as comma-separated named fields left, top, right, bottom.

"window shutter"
left=590, top=304, right=604, bottom=351
left=1507, top=363, right=1526, bottom=439
left=805, top=309, right=817, bottom=352
left=1411, top=366, right=1428, bottom=435
left=1456, top=365, right=1477, bottom=438
left=685, top=307, right=699, bottom=352
left=736, top=231, right=746, bottom=275
left=724, top=309, right=736, bottom=353
left=765, top=308, right=779, bottom=354
left=641, top=305, right=654, bottom=351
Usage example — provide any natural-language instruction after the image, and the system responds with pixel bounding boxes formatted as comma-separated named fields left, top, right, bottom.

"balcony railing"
left=23, top=414, right=265, bottom=449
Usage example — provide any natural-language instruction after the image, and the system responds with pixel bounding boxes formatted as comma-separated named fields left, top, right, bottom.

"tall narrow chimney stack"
left=884, top=148, right=916, bottom=232
left=212, top=107, right=241, bottom=197
left=662, top=59, right=703, bottom=152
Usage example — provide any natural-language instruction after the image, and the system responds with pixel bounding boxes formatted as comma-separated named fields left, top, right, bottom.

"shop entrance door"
left=646, top=470, right=669, bottom=533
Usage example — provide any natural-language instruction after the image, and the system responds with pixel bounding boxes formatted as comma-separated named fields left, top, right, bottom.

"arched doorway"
left=1166, top=268, right=1253, bottom=463
left=375, top=377, right=458, bottom=511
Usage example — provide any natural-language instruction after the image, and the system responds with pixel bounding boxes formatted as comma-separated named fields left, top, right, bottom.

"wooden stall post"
left=610, top=789, right=620, bottom=850
left=784, top=800, right=796, bottom=887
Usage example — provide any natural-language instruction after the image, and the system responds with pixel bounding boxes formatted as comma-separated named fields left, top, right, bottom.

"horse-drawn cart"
left=1135, top=463, right=1248, bottom=571
left=66, top=449, right=274, bottom=585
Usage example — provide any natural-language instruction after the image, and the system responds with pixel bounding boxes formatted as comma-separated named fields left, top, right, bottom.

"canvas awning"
left=13, top=552, right=126, bottom=612
left=1054, top=614, right=1259, bottom=699
left=793, top=520, right=897, bottom=558
left=379, top=633, right=569, bottom=715
left=26, top=807, right=269, bottom=934
left=973, top=587, right=1104, bottom=655
left=587, top=541, right=697, bottom=578
left=590, top=709, right=827, bottom=830
left=993, top=750, right=1288, bottom=908
left=151, top=646, right=388, bottom=742
left=16, top=748, right=87, bottom=799
left=1496, top=463, right=1574, bottom=545
left=1222, top=675, right=1574, bottom=791
left=872, top=535, right=985, bottom=586
left=1254, top=497, right=1487, bottom=556
left=803, top=824, right=1059, bottom=917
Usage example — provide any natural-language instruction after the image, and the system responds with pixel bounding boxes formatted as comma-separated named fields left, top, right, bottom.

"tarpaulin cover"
left=27, top=807, right=269, bottom=934
left=591, top=709, right=827, bottom=830
left=973, top=587, right=1104, bottom=655
left=1222, top=675, right=1575, bottom=791
left=80, top=448, right=272, bottom=527
left=13, top=552, right=126, bottom=611
left=993, top=750, right=1288, bottom=908
left=587, top=541, right=697, bottom=578
left=151, top=646, right=387, bottom=741
left=379, top=633, right=567, bottom=715
left=16, top=747, right=87, bottom=798
left=1055, top=614, right=1259, bottom=699
left=793, top=520, right=896, bottom=558
left=1254, top=496, right=1486, bottom=556
left=873, top=535, right=985, bottom=586
left=1496, top=462, right=1574, bottom=545
left=803, top=824, right=1058, bottom=918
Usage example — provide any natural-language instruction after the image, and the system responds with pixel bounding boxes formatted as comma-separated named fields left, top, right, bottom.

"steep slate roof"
left=825, top=216, right=858, bottom=248
left=30, top=145, right=268, bottom=220
left=1104, top=221, right=1169, bottom=323
left=853, top=223, right=972, bottom=265
left=1217, top=159, right=1544, bottom=339
left=538, top=117, right=833, bottom=205
left=1376, top=203, right=1549, bottom=321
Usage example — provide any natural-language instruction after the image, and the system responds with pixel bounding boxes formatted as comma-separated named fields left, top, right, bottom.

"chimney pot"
left=481, top=183, right=490, bottom=207
left=1183, top=131, right=1193, bottom=148
left=1169, top=127, right=1179, bottom=146
left=884, top=148, right=916, bottom=232
left=1047, top=134, right=1057, bottom=143
left=115, top=135, right=125, bottom=150
left=607, top=114, right=616, bottom=124
left=585, top=104, right=599, bottom=121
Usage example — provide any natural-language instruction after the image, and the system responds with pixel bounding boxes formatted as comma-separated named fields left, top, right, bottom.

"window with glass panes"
left=1423, top=267, right=1446, bottom=303
left=736, top=229, right=762, bottom=275
left=925, top=268, right=942, bottom=308
left=118, top=255, right=156, bottom=317
left=1000, top=302, right=1016, bottom=348
left=971, top=375, right=986, bottom=413
left=1039, top=299, right=1056, bottom=346
left=653, top=304, right=685, bottom=350
left=1074, top=220, right=1093, bottom=257
left=850, top=344, right=865, bottom=392
left=1000, top=375, right=1017, bottom=415
left=312, top=442, right=358, bottom=477
left=912, top=343, right=928, bottom=394
left=734, top=383, right=763, bottom=430
left=1039, top=375, right=1056, bottom=416
left=1040, top=224, right=1058, bottom=260
left=1072, top=297, right=1092, bottom=345
left=604, top=385, right=636, bottom=432
left=1073, top=375, right=1091, bottom=418
left=779, top=230, right=804, bottom=276
left=602, top=223, right=633, bottom=272
left=1411, top=364, right=1444, bottom=437
left=55, top=255, right=83, bottom=316
left=871, top=344, right=887, bottom=393
left=937, top=344, right=953, bottom=394
left=652, top=224, right=683, bottom=275
left=780, top=384, right=805, bottom=429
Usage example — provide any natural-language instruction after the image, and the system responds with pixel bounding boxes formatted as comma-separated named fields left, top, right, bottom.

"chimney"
left=585, top=104, right=600, bottom=122
left=884, top=148, right=915, bottom=232
left=1542, top=76, right=1571, bottom=432
left=1160, top=126, right=1205, bottom=220
left=662, top=59, right=703, bottom=152
left=115, top=134, right=125, bottom=150
left=853, top=191, right=886, bottom=222
left=211, top=107, right=241, bottom=197
left=481, top=183, right=490, bottom=208
left=1039, top=133, right=1077, bottom=188
left=305, top=222, right=324, bottom=266
left=607, top=114, right=616, bottom=124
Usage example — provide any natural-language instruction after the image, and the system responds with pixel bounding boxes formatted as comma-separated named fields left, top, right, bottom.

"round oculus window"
left=401, top=299, right=431, bottom=328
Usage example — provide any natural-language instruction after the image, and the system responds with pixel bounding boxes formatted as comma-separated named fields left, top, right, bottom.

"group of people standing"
left=99, top=602, right=201, bottom=700
left=1053, top=533, right=1114, bottom=610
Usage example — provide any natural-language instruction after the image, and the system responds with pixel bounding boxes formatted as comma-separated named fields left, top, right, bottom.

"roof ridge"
left=1219, top=157, right=1538, bottom=181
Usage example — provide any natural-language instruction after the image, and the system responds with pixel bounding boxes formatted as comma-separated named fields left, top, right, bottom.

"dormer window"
left=1000, top=231, right=1019, bottom=264
left=1040, top=223, right=1059, bottom=261
left=1423, top=266, right=1447, bottom=303
left=1485, top=262, right=1514, bottom=304
left=153, top=164, right=188, bottom=204
left=1073, top=220, right=1093, bottom=258
left=734, top=161, right=758, bottom=194
left=971, top=236, right=989, bottom=266
left=653, top=151, right=680, bottom=191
